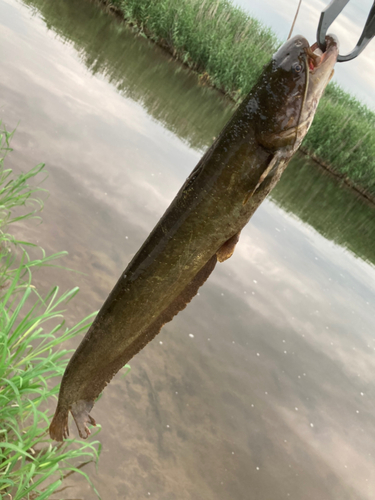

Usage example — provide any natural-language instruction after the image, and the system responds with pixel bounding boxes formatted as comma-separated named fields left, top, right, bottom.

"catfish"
left=50, top=35, right=339, bottom=441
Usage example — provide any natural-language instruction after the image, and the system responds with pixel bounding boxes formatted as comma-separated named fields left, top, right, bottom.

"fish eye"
left=293, top=63, right=303, bottom=73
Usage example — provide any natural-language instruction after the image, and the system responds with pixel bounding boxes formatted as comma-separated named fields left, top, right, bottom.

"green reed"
left=110, top=0, right=278, bottom=98
left=302, top=83, right=375, bottom=195
left=0, top=125, right=102, bottom=500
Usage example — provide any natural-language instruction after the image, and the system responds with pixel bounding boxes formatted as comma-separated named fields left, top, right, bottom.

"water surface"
left=1, top=1, right=375, bottom=499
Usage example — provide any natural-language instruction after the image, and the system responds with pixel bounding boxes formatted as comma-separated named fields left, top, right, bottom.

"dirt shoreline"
left=299, top=148, right=375, bottom=206
left=92, top=0, right=375, bottom=208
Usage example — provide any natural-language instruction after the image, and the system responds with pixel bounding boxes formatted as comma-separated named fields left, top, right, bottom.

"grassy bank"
left=0, top=125, right=101, bottom=499
left=103, top=0, right=375, bottom=199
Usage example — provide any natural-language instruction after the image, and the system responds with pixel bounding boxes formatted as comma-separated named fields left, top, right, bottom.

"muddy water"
left=2, top=0, right=375, bottom=499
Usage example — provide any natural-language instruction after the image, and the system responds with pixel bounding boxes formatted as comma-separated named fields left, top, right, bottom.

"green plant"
left=302, top=83, right=375, bottom=195
left=0, top=124, right=102, bottom=499
left=117, top=0, right=279, bottom=99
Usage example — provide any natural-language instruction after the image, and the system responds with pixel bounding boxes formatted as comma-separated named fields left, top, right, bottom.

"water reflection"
left=21, top=0, right=233, bottom=150
left=271, top=154, right=375, bottom=266
left=1, top=0, right=375, bottom=499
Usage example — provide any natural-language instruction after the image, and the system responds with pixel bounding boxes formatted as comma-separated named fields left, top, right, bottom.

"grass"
left=108, top=0, right=278, bottom=99
left=0, top=124, right=102, bottom=499
left=104, top=0, right=375, bottom=198
left=301, top=83, right=375, bottom=195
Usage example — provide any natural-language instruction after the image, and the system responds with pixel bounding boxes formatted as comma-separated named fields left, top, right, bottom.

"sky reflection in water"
left=1, top=0, right=375, bottom=498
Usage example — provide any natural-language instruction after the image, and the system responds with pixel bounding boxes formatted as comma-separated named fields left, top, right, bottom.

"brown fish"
left=50, top=35, right=338, bottom=441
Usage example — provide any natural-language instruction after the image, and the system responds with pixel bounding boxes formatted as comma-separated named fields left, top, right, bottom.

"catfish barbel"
left=50, top=35, right=338, bottom=441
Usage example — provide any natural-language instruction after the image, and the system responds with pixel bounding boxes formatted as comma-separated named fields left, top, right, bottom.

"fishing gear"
left=317, top=0, right=375, bottom=61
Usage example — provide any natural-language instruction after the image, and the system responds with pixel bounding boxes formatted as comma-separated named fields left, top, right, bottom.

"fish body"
left=50, top=35, right=338, bottom=441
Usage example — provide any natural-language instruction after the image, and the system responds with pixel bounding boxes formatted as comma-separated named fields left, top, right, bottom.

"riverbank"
left=97, top=0, right=375, bottom=202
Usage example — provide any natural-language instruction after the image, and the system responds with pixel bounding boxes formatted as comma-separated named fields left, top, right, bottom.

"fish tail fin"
left=49, top=400, right=96, bottom=441
left=49, top=405, right=70, bottom=442
left=70, top=400, right=96, bottom=439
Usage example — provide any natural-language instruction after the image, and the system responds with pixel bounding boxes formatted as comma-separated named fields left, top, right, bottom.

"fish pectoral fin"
left=70, top=400, right=96, bottom=439
left=217, top=231, right=241, bottom=262
left=243, top=153, right=282, bottom=205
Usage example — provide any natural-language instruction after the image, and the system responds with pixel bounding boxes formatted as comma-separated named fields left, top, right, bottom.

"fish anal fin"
left=71, top=254, right=219, bottom=425
left=145, top=254, right=218, bottom=338
left=104, top=255, right=218, bottom=371
left=217, top=231, right=241, bottom=262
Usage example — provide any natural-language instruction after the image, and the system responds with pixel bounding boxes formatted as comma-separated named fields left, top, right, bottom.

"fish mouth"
left=270, top=35, right=339, bottom=148
left=305, top=35, right=339, bottom=72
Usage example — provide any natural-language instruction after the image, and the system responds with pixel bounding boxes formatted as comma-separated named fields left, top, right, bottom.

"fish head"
left=252, top=34, right=339, bottom=151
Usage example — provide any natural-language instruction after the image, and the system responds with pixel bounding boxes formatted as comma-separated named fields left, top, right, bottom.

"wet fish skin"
left=50, top=35, right=338, bottom=441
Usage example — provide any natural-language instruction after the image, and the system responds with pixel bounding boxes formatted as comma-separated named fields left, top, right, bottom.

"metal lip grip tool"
left=317, top=0, right=375, bottom=61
